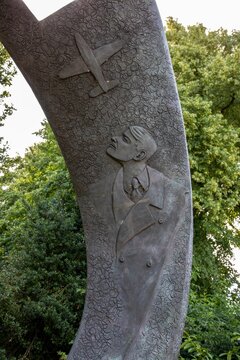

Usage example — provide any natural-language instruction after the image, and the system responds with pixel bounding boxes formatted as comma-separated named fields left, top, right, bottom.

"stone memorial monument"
left=0, top=0, right=193, bottom=359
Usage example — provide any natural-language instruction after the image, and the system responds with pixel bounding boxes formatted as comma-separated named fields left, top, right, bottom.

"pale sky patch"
left=23, top=0, right=74, bottom=20
left=22, top=0, right=240, bottom=31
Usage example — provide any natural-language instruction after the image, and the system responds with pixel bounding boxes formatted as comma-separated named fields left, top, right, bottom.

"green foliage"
left=165, top=19, right=240, bottom=360
left=166, top=18, right=240, bottom=294
left=57, top=351, right=67, bottom=360
left=0, top=43, right=16, bottom=173
left=0, top=123, right=86, bottom=359
left=179, top=292, right=240, bottom=359
left=167, top=18, right=240, bottom=359
left=180, top=333, right=213, bottom=359
left=0, top=43, right=16, bottom=125
left=220, top=333, right=240, bottom=359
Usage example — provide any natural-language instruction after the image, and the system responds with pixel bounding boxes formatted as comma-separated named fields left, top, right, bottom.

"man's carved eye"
left=122, top=135, right=131, bottom=143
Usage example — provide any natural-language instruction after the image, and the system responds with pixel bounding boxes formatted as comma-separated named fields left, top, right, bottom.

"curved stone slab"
left=0, top=0, right=193, bottom=359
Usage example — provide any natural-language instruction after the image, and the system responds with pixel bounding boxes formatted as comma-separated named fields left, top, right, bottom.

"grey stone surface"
left=0, top=1, right=193, bottom=359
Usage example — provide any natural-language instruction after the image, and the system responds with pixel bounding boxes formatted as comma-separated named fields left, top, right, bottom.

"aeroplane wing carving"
left=59, top=33, right=123, bottom=97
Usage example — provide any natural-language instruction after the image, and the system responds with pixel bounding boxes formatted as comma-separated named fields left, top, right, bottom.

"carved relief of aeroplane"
left=59, top=33, right=123, bottom=97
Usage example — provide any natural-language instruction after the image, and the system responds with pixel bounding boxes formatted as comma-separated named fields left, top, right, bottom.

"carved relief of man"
left=87, top=126, right=186, bottom=356
left=106, top=126, right=186, bottom=355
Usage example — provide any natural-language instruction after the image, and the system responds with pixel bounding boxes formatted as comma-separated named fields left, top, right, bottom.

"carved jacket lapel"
left=112, top=168, right=135, bottom=228
left=113, top=166, right=165, bottom=252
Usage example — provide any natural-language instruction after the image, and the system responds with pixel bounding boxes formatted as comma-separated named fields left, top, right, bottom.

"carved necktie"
left=130, top=177, right=144, bottom=203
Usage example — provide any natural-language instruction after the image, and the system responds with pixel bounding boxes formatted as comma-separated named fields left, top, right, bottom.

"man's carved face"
left=107, top=128, right=140, bottom=162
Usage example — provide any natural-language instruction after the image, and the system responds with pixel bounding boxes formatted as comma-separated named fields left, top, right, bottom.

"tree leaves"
left=166, top=19, right=240, bottom=359
left=0, top=123, right=86, bottom=359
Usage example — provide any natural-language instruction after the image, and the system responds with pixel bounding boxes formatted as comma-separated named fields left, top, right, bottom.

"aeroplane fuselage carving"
left=59, top=33, right=123, bottom=97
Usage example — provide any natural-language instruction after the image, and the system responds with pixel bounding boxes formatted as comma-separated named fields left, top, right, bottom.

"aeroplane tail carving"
left=89, top=79, right=119, bottom=97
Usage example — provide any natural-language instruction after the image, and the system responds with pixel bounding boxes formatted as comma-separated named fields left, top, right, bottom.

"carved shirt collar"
left=124, top=166, right=149, bottom=194
left=113, top=166, right=164, bottom=229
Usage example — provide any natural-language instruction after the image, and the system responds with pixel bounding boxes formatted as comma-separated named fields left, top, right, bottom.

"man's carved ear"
left=133, top=150, right=146, bottom=161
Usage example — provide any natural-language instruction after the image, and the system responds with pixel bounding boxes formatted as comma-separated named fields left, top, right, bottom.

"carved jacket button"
left=146, top=260, right=152, bottom=268
left=158, top=211, right=168, bottom=224
left=119, top=256, right=125, bottom=263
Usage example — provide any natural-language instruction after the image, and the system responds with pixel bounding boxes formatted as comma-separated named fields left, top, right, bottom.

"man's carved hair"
left=129, top=126, right=157, bottom=160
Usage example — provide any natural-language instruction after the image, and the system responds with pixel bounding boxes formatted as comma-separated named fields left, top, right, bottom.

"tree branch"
left=220, top=94, right=236, bottom=114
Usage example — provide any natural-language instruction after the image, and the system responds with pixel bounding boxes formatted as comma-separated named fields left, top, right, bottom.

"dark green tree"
left=0, top=43, right=15, bottom=124
left=166, top=17, right=240, bottom=294
left=0, top=123, right=86, bottom=359
left=166, top=18, right=240, bottom=359
left=0, top=43, right=16, bottom=172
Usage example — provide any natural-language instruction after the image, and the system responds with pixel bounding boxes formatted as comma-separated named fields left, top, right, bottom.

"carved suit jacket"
left=88, top=164, right=185, bottom=289
left=112, top=166, right=185, bottom=262
left=84, top=165, right=186, bottom=358
left=111, top=165, right=186, bottom=355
